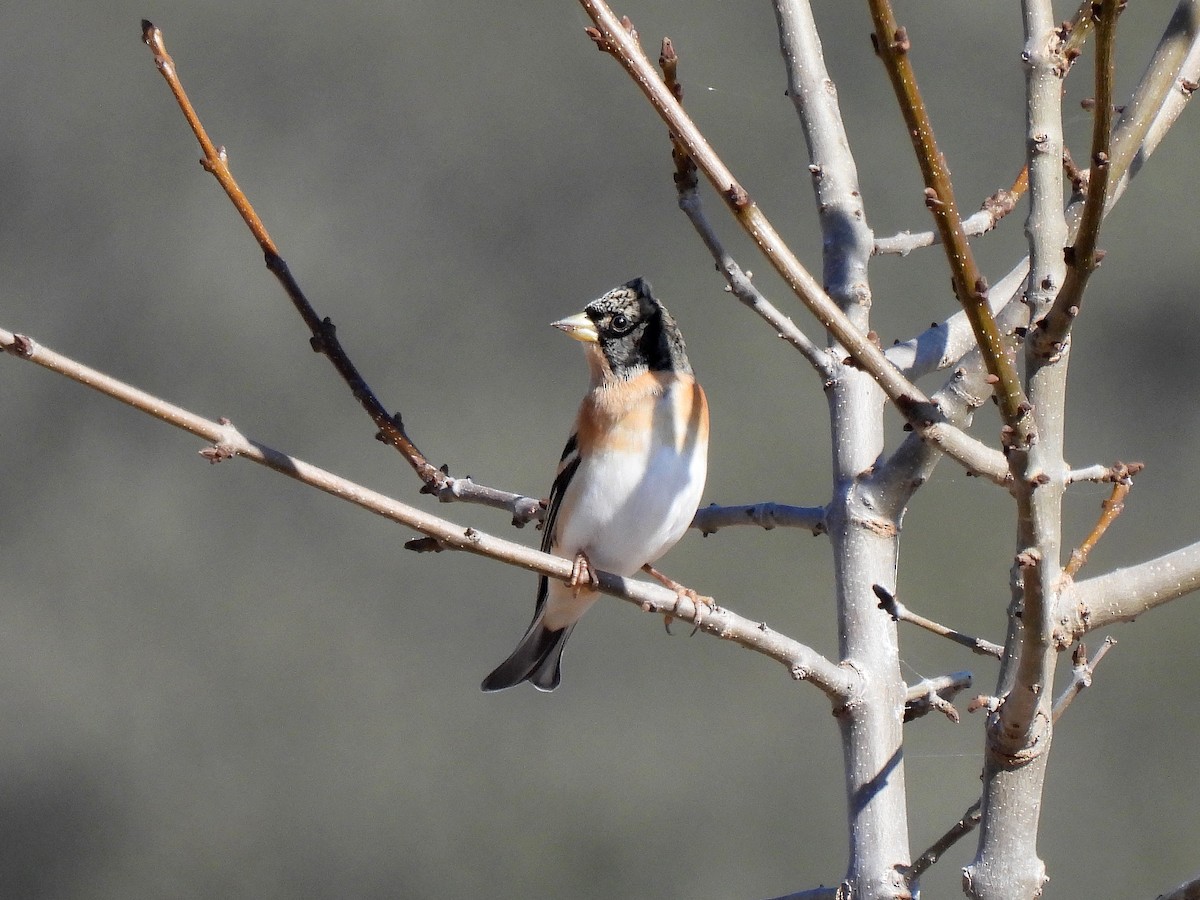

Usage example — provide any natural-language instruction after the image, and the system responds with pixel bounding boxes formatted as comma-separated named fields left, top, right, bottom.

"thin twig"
left=904, top=671, right=973, bottom=723
left=658, top=38, right=832, bottom=381
left=1052, top=637, right=1117, bottom=721
left=1032, top=0, right=1124, bottom=357
left=578, top=1, right=1006, bottom=484
left=874, top=168, right=1028, bottom=256
left=903, top=799, right=983, bottom=885
left=141, top=20, right=550, bottom=526
left=1063, top=475, right=1137, bottom=579
left=0, top=325, right=855, bottom=702
left=874, top=586, right=1004, bottom=659
left=865, top=0, right=1031, bottom=441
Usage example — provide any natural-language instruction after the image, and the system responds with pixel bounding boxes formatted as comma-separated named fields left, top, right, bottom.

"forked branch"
left=579, top=0, right=1010, bottom=485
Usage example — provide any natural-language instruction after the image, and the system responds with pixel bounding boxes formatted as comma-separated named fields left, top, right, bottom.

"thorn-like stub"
left=584, top=26, right=609, bottom=52
left=8, top=333, right=34, bottom=358
left=725, top=183, right=751, bottom=209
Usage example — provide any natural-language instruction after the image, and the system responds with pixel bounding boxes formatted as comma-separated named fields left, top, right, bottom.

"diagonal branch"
left=0, top=325, right=854, bottom=703
left=874, top=586, right=1004, bottom=659
left=656, top=38, right=834, bottom=380
left=141, top=20, right=546, bottom=527
left=1051, top=637, right=1116, bottom=721
left=1063, top=470, right=1140, bottom=579
left=578, top=0, right=1006, bottom=484
left=904, top=799, right=983, bottom=885
left=865, top=0, right=1031, bottom=441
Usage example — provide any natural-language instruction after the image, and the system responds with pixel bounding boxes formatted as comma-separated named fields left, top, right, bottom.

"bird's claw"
left=568, top=552, right=600, bottom=592
left=663, top=587, right=715, bottom=636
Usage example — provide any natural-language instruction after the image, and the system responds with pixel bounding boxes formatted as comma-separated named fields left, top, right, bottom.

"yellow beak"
left=551, top=311, right=598, bottom=343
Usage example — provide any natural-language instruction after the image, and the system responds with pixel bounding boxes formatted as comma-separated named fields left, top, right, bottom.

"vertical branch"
left=774, top=2, right=910, bottom=896
left=1032, top=0, right=1123, bottom=354
left=966, top=1, right=1071, bottom=896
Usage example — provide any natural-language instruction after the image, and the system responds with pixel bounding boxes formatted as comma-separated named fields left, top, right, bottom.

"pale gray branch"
left=677, top=189, right=833, bottom=378
left=693, top=502, right=826, bottom=535
left=884, top=262, right=1028, bottom=380
left=1052, top=637, right=1116, bottom=721
left=1157, top=873, right=1200, bottom=900
left=0, top=325, right=854, bottom=702
left=1056, top=541, right=1200, bottom=645
left=905, top=671, right=973, bottom=723
left=874, top=191, right=1021, bottom=256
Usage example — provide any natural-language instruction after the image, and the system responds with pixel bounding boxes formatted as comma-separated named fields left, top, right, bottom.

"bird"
left=481, top=277, right=709, bottom=692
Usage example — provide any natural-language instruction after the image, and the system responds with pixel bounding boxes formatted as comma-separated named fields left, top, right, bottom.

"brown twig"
left=1063, top=465, right=1140, bottom=579
left=1032, top=0, right=1124, bottom=358
left=139, top=20, right=550, bottom=525
left=578, top=1, right=1009, bottom=485
left=866, top=1, right=1031, bottom=443
left=874, top=585, right=1004, bottom=659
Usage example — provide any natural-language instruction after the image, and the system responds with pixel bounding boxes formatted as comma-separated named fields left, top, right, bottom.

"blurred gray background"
left=1, top=2, right=1197, bottom=897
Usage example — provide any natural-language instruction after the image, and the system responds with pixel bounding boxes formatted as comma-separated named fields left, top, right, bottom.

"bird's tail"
left=481, top=619, right=575, bottom=693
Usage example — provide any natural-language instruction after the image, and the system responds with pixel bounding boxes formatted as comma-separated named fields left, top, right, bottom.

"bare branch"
left=1107, top=0, right=1200, bottom=206
left=692, top=502, right=826, bottom=536
left=1052, top=638, right=1117, bottom=721
left=1063, top=475, right=1137, bottom=579
left=874, top=586, right=1004, bottom=659
left=656, top=38, right=834, bottom=380
left=577, top=0, right=1001, bottom=484
left=865, top=0, right=1032, bottom=441
left=1157, top=874, right=1200, bottom=900
left=1056, top=541, right=1200, bottom=646
left=1, top=325, right=855, bottom=702
left=904, top=671, right=973, bottom=723
left=773, top=0, right=874, bottom=331
left=1031, top=0, right=1123, bottom=357
left=874, top=170, right=1027, bottom=256
left=904, top=799, right=983, bottom=885
left=1066, top=461, right=1145, bottom=484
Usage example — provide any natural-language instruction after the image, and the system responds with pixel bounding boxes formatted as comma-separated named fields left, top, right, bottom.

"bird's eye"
left=610, top=313, right=631, bottom=333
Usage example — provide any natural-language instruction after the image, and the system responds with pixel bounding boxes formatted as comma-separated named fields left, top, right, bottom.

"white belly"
left=556, top=385, right=707, bottom=575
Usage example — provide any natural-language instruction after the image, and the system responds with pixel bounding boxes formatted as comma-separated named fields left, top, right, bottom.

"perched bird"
left=481, top=278, right=709, bottom=692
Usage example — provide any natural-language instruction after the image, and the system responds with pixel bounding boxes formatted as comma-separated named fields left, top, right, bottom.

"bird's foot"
left=569, top=551, right=600, bottom=592
left=642, top=564, right=714, bottom=635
